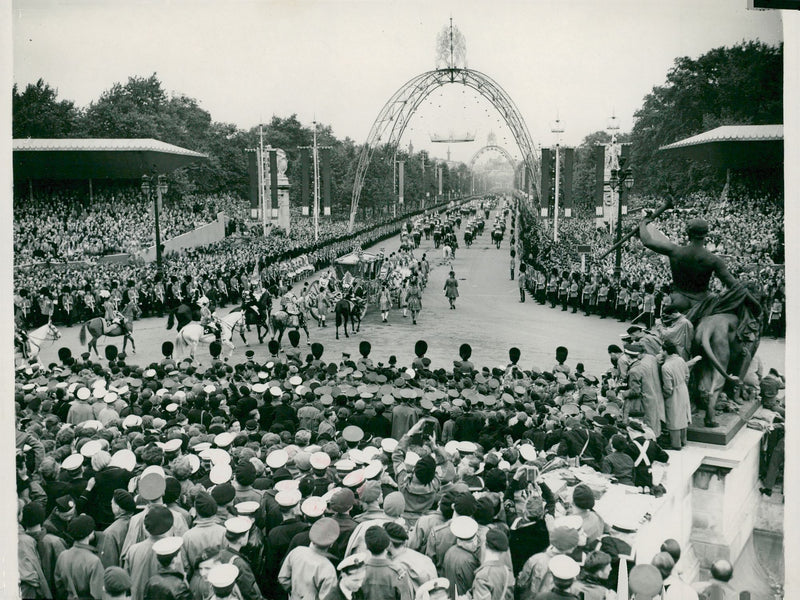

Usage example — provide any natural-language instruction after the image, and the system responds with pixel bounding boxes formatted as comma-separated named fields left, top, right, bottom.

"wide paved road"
left=34, top=211, right=785, bottom=376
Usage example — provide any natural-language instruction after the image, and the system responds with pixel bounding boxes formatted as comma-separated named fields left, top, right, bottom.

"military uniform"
left=54, top=541, right=105, bottom=600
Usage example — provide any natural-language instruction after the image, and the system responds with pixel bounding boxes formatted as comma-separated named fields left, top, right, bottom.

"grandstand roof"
left=658, top=125, right=782, bottom=169
left=13, top=138, right=208, bottom=180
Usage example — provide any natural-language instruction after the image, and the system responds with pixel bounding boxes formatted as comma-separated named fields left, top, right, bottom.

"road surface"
left=31, top=211, right=785, bottom=377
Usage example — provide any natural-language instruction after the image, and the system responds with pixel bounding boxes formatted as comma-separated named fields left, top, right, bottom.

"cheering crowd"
left=13, top=185, right=455, bottom=329
left=16, top=302, right=782, bottom=599
left=515, top=193, right=785, bottom=337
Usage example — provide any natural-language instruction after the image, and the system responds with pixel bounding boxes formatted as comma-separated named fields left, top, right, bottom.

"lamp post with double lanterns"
left=608, top=161, right=634, bottom=279
left=141, top=173, right=169, bottom=277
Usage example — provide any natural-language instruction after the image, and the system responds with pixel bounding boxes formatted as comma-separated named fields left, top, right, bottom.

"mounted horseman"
left=638, top=215, right=763, bottom=427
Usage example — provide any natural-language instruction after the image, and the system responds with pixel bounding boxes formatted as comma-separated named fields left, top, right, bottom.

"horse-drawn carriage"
left=327, top=250, right=385, bottom=338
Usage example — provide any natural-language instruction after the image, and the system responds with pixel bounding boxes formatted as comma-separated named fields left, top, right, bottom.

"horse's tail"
left=167, top=310, right=175, bottom=330
left=79, top=322, right=87, bottom=345
left=698, top=316, right=738, bottom=384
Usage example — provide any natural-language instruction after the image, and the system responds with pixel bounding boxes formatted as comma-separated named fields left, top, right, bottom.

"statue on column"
left=638, top=215, right=763, bottom=427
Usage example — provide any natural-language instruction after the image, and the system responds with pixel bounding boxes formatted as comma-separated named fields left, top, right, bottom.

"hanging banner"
left=563, top=147, right=574, bottom=216
left=437, top=166, right=443, bottom=195
left=541, top=148, right=553, bottom=207
left=398, top=161, right=405, bottom=204
left=321, top=148, right=332, bottom=216
left=247, top=151, right=259, bottom=218
left=594, top=145, right=605, bottom=215
left=301, top=148, right=310, bottom=217
left=268, top=150, right=278, bottom=214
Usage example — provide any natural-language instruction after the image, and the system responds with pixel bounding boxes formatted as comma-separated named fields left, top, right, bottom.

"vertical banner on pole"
left=398, top=161, right=405, bottom=204
left=541, top=148, right=553, bottom=208
left=563, top=148, right=574, bottom=217
left=269, top=150, right=278, bottom=217
left=437, top=167, right=443, bottom=196
left=620, top=143, right=631, bottom=215
left=321, top=148, right=332, bottom=216
left=301, top=149, right=310, bottom=216
left=248, top=151, right=259, bottom=219
left=594, top=145, right=605, bottom=217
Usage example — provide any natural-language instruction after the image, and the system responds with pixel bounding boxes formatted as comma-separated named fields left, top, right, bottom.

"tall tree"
left=630, top=41, right=782, bottom=197
left=13, top=79, right=80, bottom=138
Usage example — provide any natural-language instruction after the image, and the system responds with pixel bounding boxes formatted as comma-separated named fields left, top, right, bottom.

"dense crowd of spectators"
left=13, top=188, right=456, bottom=327
left=516, top=193, right=785, bottom=336
left=13, top=186, right=251, bottom=264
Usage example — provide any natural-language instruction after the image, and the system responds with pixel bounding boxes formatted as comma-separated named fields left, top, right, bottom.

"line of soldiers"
left=523, top=271, right=669, bottom=327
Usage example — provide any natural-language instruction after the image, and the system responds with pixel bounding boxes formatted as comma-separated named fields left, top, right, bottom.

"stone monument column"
left=273, top=148, right=291, bottom=234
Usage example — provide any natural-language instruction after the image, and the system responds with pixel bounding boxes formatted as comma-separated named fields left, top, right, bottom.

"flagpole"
left=259, top=124, right=267, bottom=237
left=313, top=120, right=320, bottom=243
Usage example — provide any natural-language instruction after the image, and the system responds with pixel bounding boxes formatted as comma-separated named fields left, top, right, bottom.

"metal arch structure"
left=468, top=145, right=517, bottom=171
left=348, top=67, right=541, bottom=232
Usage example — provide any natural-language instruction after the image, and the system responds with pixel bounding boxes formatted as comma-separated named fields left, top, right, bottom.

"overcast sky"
left=12, top=0, right=782, bottom=163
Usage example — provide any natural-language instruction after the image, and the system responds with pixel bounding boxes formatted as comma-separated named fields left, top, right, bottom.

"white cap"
left=122, top=414, right=142, bottom=429
left=404, top=451, right=420, bottom=467
left=458, top=441, right=477, bottom=454
left=335, top=459, right=356, bottom=473
left=162, top=439, right=182, bottom=453
left=275, top=490, right=302, bottom=508
left=76, top=387, right=91, bottom=401
left=289, top=375, right=303, bottom=386
left=310, top=452, right=331, bottom=470
left=152, top=536, right=183, bottom=556
left=103, top=391, right=118, bottom=404
left=214, top=432, right=234, bottom=448
left=141, top=465, right=166, bottom=479
left=252, top=383, right=268, bottom=394
left=301, top=496, right=327, bottom=518
left=364, top=461, right=383, bottom=480
left=62, top=454, right=84, bottom=471
left=548, top=554, right=580, bottom=579
left=110, top=449, right=136, bottom=471
left=92, top=386, right=107, bottom=400
left=235, top=501, right=260, bottom=516
left=210, top=464, right=233, bottom=485
left=519, top=444, right=537, bottom=462
left=208, top=449, right=231, bottom=465
left=266, top=449, right=288, bottom=469
left=270, top=386, right=283, bottom=397
left=450, top=515, right=479, bottom=540
left=381, top=438, right=398, bottom=453
left=186, top=454, right=201, bottom=474
left=274, top=479, right=300, bottom=492
left=80, top=420, right=104, bottom=432
left=208, top=563, right=239, bottom=589
left=80, top=440, right=103, bottom=458
left=225, top=516, right=252, bottom=535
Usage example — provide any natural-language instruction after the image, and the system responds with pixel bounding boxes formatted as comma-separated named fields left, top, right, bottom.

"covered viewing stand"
left=658, top=124, right=783, bottom=169
left=13, top=138, right=208, bottom=272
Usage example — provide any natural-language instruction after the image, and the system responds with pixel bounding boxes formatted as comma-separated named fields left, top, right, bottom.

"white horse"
left=174, top=311, right=243, bottom=359
left=21, top=321, right=61, bottom=362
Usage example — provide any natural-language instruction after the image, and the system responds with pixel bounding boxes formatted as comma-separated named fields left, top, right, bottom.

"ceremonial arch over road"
left=348, top=22, right=542, bottom=232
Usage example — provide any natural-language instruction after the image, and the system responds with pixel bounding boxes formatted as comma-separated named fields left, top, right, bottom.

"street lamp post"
left=609, top=162, right=633, bottom=279
left=141, top=173, right=169, bottom=277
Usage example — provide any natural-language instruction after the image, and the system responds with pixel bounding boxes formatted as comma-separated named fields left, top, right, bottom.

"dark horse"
left=166, top=303, right=198, bottom=332
left=241, top=293, right=271, bottom=345
left=79, top=304, right=136, bottom=356
left=270, top=310, right=310, bottom=345
left=335, top=297, right=365, bottom=339
left=492, top=229, right=503, bottom=249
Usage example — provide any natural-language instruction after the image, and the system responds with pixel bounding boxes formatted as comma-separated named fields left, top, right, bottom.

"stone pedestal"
left=275, top=176, right=290, bottom=234
left=686, top=429, right=763, bottom=578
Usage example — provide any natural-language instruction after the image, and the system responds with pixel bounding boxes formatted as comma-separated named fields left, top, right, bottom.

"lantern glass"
left=141, top=174, right=151, bottom=195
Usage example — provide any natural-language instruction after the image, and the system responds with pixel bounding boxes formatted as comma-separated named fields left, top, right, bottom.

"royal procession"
left=7, top=2, right=795, bottom=600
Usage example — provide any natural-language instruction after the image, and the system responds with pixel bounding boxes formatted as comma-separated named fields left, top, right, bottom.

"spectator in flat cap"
left=54, top=514, right=104, bottom=600
left=181, top=493, right=226, bottom=579
left=103, top=566, right=132, bottom=599
left=279, top=518, right=339, bottom=600
left=469, top=529, right=516, bottom=600
left=354, top=480, right=385, bottom=523
left=570, top=484, right=608, bottom=545
left=426, top=491, right=477, bottom=568
left=573, top=550, right=613, bottom=600
left=384, top=521, right=437, bottom=595
left=516, top=526, right=580, bottom=600
left=328, top=488, right=358, bottom=562
left=125, top=504, right=176, bottom=600
left=98, top=490, right=138, bottom=568
left=361, top=525, right=413, bottom=600
left=18, top=501, right=56, bottom=599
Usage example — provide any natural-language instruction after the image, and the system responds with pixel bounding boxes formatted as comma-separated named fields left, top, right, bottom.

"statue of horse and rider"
left=638, top=214, right=763, bottom=428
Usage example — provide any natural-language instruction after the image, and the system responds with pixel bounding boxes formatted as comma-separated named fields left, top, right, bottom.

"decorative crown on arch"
left=435, top=19, right=467, bottom=71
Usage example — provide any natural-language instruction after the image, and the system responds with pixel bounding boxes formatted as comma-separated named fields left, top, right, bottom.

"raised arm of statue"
left=639, top=219, right=678, bottom=256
